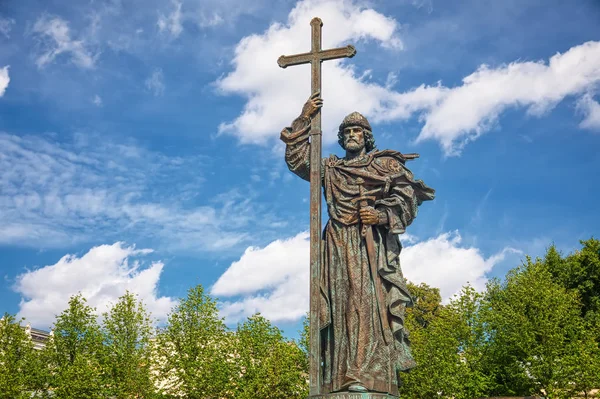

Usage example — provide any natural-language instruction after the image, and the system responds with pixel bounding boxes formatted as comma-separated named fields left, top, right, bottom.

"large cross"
left=278, top=17, right=356, bottom=396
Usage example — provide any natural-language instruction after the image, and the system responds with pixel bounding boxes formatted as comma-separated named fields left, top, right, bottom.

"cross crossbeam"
left=278, top=17, right=356, bottom=397
left=277, top=44, right=356, bottom=68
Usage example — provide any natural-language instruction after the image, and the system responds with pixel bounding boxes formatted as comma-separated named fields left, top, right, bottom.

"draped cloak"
left=281, top=115, right=435, bottom=396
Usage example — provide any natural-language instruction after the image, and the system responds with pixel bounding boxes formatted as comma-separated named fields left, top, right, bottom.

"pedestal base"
left=310, top=393, right=397, bottom=399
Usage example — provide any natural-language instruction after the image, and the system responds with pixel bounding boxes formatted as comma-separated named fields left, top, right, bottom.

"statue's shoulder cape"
left=372, top=149, right=436, bottom=202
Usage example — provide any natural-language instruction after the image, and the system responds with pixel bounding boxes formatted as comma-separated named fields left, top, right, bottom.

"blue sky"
left=1, top=0, right=599, bottom=337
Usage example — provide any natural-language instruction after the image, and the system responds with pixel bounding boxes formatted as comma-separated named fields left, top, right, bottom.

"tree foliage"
left=545, top=239, right=600, bottom=324
left=46, top=293, right=106, bottom=399
left=401, top=285, right=492, bottom=399
left=234, top=314, right=308, bottom=399
left=299, top=313, right=309, bottom=354
left=406, top=282, right=442, bottom=329
left=483, top=256, right=600, bottom=398
left=400, top=238, right=600, bottom=399
left=154, top=285, right=235, bottom=399
left=0, top=313, right=38, bottom=399
left=102, top=291, right=155, bottom=399
left=3, top=238, right=598, bottom=399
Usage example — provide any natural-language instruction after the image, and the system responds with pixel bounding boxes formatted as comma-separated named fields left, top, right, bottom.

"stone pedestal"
left=310, top=393, right=397, bottom=399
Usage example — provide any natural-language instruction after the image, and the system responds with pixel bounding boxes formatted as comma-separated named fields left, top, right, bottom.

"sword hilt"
left=352, top=178, right=376, bottom=203
left=353, top=178, right=375, bottom=236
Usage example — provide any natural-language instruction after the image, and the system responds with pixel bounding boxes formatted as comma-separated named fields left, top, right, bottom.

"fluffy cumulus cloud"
left=216, top=0, right=406, bottom=145
left=212, top=232, right=310, bottom=323
left=577, top=93, right=600, bottom=130
left=212, top=230, right=519, bottom=323
left=0, top=132, right=277, bottom=250
left=400, top=231, right=521, bottom=301
left=217, top=0, right=600, bottom=155
left=15, top=242, right=176, bottom=328
left=0, top=66, right=9, bottom=97
left=32, top=14, right=97, bottom=69
left=415, top=41, right=600, bottom=154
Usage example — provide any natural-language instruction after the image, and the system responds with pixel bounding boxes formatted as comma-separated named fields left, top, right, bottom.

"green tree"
left=298, top=314, right=309, bottom=374
left=102, top=291, right=156, bottom=399
left=449, top=285, right=494, bottom=399
left=561, top=326, right=600, bottom=399
left=234, top=314, right=308, bottom=399
left=401, top=285, right=492, bottom=399
left=483, top=257, right=599, bottom=399
left=541, top=240, right=600, bottom=398
left=46, top=293, right=106, bottom=399
left=0, top=313, right=38, bottom=399
left=545, top=239, right=600, bottom=323
left=155, top=285, right=234, bottom=399
left=27, top=340, right=52, bottom=399
left=406, top=282, right=442, bottom=328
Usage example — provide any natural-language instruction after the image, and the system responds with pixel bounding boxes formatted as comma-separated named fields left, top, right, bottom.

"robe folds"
left=281, top=116, right=435, bottom=396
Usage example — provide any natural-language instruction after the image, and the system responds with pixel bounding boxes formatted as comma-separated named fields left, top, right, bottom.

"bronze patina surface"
left=279, top=17, right=435, bottom=398
left=278, top=17, right=356, bottom=396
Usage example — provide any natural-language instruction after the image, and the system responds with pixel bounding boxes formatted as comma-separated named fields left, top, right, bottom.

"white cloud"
left=414, top=41, right=600, bottom=154
left=216, top=0, right=405, bottom=145
left=145, top=68, right=165, bottom=96
left=158, top=0, right=183, bottom=38
left=61, top=0, right=264, bottom=57
left=157, top=0, right=278, bottom=35
left=212, top=230, right=519, bottom=323
left=32, top=15, right=97, bottom=69
left=197, top=12, right=224, bottom=28
left=212, top=232, right=310, bottom=323
left=15, top=242, right=177, bottom=328
left=401, top=231, right=520, bottom=301
left=216, top=0, right=600, bottom=155
left=0, top=132, right=275, bottom=250
left=0, top=66, right=9, bottom=97
left=92, top=94, right=103, bottom=106
left=577, top=93, right=600, bottom=130
left=408, top=0, right=433, bottom=13
left=0, top=17, right=15, bottom=38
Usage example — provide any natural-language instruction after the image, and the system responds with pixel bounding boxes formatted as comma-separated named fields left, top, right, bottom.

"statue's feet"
left=348, top=383, right=368, bottom=392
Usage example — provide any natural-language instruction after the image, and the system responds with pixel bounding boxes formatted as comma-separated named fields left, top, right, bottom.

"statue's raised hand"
left=301, top=91, right=323, bottom=118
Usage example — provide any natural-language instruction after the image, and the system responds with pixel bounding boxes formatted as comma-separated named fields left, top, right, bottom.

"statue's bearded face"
left=343, top=126, right=365, bottom=152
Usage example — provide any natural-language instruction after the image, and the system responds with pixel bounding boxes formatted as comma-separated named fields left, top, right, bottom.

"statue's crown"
left=339, top=111, right=372, bottom=132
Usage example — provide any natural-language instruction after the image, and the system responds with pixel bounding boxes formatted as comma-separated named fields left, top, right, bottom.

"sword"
left=353, top=177, right=393, bottom=345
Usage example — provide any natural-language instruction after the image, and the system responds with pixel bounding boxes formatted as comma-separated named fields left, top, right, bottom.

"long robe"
left=281, top=115, right=435, bottom=396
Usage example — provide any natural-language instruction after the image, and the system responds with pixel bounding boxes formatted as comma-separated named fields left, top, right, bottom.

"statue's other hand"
left=359, top=206, right=379, bottom=225
left=301, top=91, right=323, bottom=118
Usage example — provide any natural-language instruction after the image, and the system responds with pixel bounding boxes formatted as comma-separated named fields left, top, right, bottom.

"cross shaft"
left=278, top=17, right=356, bottom=397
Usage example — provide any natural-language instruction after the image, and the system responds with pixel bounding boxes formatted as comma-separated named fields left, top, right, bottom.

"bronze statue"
left=278, top=17, right=434, bottom=398
left=281, top=93, right=435, bottom=397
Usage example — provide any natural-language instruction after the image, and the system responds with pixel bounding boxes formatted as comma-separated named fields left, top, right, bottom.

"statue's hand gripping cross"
left=278, top=17, right=356, bottom=397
